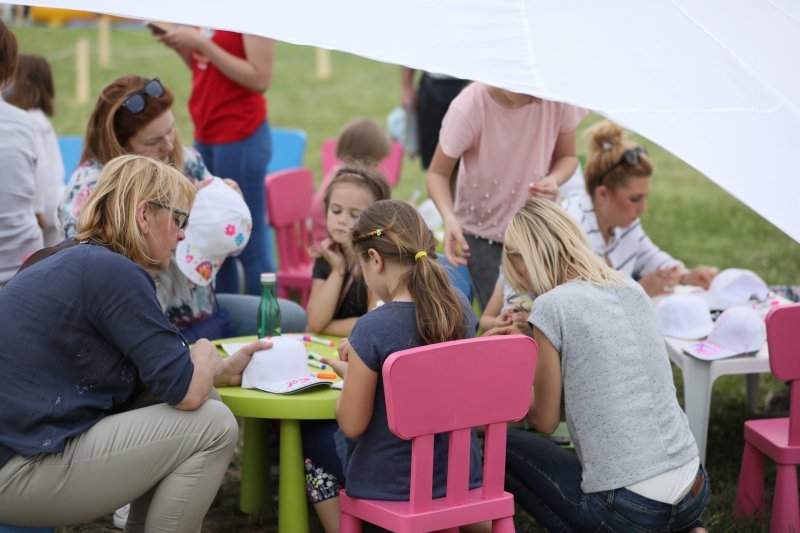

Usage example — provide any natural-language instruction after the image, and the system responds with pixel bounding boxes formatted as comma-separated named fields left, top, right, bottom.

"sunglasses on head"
left=149, top=201, right=190, bottom=230
left=122, top=78, right=165, bottom=115
left=596, top=145, right=648, bottom=186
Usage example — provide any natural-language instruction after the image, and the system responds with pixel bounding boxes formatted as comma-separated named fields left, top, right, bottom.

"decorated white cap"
left=683, top=306, right=766, bottom=361
left=703, top=268, right=769, bottom=311
left=176, top=178, right=252, bottom=286
left=241, top=336, right=334, bottom=394
left=656, top=293, right=713, bottom=340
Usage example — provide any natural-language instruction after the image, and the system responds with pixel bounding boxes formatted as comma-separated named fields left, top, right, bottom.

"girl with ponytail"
left=305, top=200, right=484, bottom=532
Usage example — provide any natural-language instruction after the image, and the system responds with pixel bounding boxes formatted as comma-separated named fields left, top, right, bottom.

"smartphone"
left=146, top=22, right=168, bottom=35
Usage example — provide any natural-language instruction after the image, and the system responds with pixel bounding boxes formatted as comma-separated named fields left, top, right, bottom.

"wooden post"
left=14, top=4, right=24, bottom=26
left=98, top=15, right=111, bottom=67
left=315, top=48, right=331, bottom=80
left=75, top=38, right=90, bottom=105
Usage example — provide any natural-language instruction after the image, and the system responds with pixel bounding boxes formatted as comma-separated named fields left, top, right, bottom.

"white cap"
left=683, top=306, right=766, bottom=360
left=176, top=178, right=252, bottom=286
left=703, top=268, right=769, bottom=310
left=656, top=293, right=713, bottom=340
left=241, top=336, right=334, bottom=394
left=261, top=272, right=276, bottom=284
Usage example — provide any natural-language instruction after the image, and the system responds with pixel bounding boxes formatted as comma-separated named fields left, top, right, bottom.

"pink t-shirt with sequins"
left=439, top=83, right=587, bottom=242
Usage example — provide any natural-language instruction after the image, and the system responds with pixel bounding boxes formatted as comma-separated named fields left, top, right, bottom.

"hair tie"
left=414, top=251, right=428, bottom=261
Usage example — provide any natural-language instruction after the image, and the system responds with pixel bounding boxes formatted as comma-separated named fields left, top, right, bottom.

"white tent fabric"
left=26, top=0, right=800, bottom=243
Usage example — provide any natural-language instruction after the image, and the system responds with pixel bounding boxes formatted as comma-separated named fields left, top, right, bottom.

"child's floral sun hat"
left=176, top=178, right=252, bottom=286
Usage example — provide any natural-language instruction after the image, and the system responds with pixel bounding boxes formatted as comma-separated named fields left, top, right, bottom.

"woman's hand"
left=158, top=26, right=207, bottom=52
left=681, top=266, right=719, bottom=290
left=639, top=267, right=682, bottom=297
left=528, top=175, right=559, bottom=201
left=215, top=339, right=272, bottom=387
left=319, top=238, right=347, bottom=275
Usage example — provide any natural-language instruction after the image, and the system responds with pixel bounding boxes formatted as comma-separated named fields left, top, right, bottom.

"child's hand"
left=484, top=324, right=527, bottom=337
left=509, top=308, right=529, bottom=327
left=528, top=175, right=559, bottom=201
left=319, top=238, right=346, bottom=274
left=442, top=216, right=470, bottom=267
left=337, top=338, right=352, bottom=362
left=321, top=357, right=348, bottom=379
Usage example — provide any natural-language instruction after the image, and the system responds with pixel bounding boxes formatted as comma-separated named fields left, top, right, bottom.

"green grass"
left=12, top=22, right=800, bottom=532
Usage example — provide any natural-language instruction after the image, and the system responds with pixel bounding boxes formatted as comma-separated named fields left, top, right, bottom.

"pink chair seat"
left=338, top=334, right=537, bottom=533
left=340, top=488, right=514, bottom=533
left=735, top=303, right=800, bottom=532
left=745, top=418, right=800, bottom=464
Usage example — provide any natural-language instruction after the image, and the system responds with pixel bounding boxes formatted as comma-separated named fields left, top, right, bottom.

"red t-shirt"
left=189, top=30, right=268, bottom=144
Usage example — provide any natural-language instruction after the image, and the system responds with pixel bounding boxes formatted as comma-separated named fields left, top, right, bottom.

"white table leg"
left=679, top=356, right=714, bottom=465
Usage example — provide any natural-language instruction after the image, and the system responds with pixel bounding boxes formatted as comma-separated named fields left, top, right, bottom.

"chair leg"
left=339, top=512, right=362, bottom=533
left=491, top=516, right=516, bottom=533
left=770, top=464, right=800, bottom=533
left=734, top=442, right=766, bottom=519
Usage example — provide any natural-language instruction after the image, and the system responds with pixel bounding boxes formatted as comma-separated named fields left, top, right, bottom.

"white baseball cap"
left=176, top=178, right=252, bottom=286
left=683, top=306, right=766, bottom=360
left=241, top=336, right=334, bottom=394
left=703, top=268, right=769, bottom=311
left=656, top=293, right=713, bottom=340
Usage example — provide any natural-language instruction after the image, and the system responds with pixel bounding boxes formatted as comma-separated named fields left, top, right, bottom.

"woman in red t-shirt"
left=156, top=26, right=275, bottom=296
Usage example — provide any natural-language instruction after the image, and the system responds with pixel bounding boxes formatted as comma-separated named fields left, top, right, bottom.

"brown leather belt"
left=691, top=471, right=704, bottom=498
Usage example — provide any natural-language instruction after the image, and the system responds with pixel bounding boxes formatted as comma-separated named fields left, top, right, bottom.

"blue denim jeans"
left=195, top=121, right=275, bottom=296
left=505, top=429, right=710, bottom=532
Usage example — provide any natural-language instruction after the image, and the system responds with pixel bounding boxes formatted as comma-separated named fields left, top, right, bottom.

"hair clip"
left=353, top=228, right=383, bottom=242
left=601, top=141, right=613, bottom=151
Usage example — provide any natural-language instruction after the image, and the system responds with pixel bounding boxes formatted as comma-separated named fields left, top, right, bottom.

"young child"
left=307, top=199, right=483, bottom=532
left=305, top=164, right=391, bottom=338
left=426, top=82, right=587, bottom=309
left=5, top=54, right=64, bottom=247
left=500, top=198, right=709, bottom=532
left=478, top=268, right=533, bottom=335
left=310, top=118, right=392, bottom=246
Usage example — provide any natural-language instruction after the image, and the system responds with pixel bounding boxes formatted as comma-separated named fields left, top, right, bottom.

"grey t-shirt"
left=529, top=279, right=697, bottom=493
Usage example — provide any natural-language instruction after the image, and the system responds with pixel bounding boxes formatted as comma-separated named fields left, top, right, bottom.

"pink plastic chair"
left=735, top=303, right=800, bottom=531
left=265, top=168, right=315, bottom=307
left=321, top=139, right=404, bottom=187
left=339, top=334, right=538, bottom=533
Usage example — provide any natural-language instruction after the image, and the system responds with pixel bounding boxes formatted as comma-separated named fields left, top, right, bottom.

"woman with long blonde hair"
left=502, top=198, right=709, bottom=532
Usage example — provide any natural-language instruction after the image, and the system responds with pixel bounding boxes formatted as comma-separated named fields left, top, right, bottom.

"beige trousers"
left=0, top=399, right=237, bottom=532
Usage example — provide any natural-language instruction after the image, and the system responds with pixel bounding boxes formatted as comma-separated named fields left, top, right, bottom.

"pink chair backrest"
left=266, top=168, right=315, bottom=270
left=382, top=334, right=537, bottom=511
left=320, top=139, right=404, bottom=187
left=766, top=303, right=800, bottom=444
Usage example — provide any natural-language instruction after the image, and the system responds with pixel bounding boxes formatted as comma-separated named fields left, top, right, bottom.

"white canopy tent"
left=26, top=0, right=800, bottom=244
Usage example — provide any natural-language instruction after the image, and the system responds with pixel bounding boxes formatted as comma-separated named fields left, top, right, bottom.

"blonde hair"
left=503, top=198, right=627, bottom=296
left=350, top=200, right=465, bottom=345
left=76, top=154, right=195, bottom=269
left=336, top=118, right=391, bottom=165
left=584, top=120, right=652, bottom=198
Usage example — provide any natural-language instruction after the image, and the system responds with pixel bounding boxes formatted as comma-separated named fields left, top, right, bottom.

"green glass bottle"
left=257, top=273, right=282, bottom=338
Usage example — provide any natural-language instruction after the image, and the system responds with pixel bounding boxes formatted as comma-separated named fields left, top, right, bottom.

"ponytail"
left=351, top=200, right=465, bottom=345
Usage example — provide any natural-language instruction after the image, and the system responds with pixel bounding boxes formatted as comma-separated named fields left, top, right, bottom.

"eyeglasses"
left=596, top=145, right=648, bottom=185
left=149, top=201, right=190, bottom=230
left=122, top=78, right=165, bottom=115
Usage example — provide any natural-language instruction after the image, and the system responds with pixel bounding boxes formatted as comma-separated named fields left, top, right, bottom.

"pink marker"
left=301, top=335, right=335, bottom=347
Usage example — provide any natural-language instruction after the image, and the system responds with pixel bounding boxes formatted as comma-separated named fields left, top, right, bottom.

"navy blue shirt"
left=334, top=293, right=483, bottom=500
left=312, top=257, right=368, bottom=320
left=0, top=244, right=194, bottom=465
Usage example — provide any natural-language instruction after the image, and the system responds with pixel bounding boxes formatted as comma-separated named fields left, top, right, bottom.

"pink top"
left=439, top=82, right=587, bottom=242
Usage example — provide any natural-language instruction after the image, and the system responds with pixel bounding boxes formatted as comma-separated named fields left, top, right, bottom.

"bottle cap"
left=260, top=272, right=277, bottom=283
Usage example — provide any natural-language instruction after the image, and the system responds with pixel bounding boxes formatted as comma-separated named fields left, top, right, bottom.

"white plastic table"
left=661, top=288, right=789, bottom=464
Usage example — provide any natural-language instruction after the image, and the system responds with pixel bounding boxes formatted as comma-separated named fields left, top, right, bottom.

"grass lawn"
left=11, top=20, right=799, bottom=533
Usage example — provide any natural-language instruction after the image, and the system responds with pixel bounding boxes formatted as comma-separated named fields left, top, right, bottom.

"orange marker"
left=316, top=372, right=337, bottom=380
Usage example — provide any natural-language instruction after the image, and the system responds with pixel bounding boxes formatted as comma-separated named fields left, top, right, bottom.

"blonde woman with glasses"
left=500, top=198, right=709, bottom=532
left=0, top=155, right=269, bottom=530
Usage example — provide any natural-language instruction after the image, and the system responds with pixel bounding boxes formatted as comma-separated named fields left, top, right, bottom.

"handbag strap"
left=15, top=239, right=82, bottom=275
